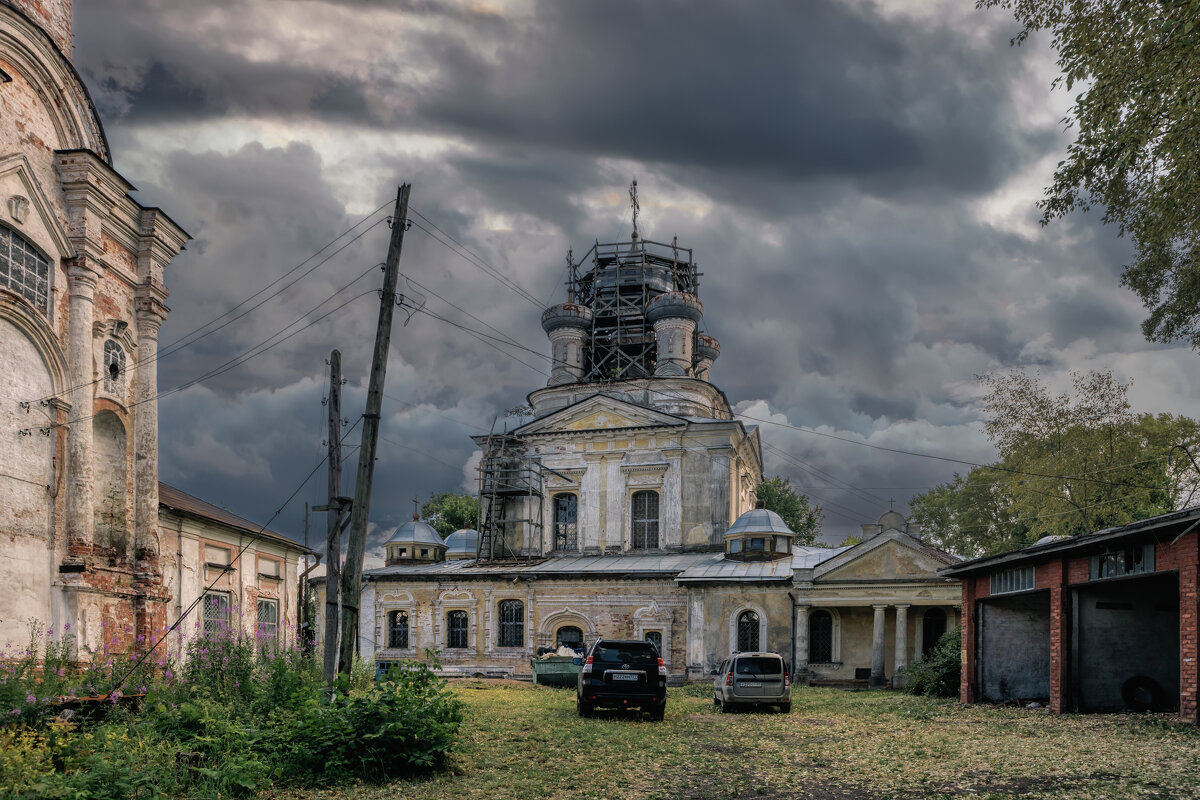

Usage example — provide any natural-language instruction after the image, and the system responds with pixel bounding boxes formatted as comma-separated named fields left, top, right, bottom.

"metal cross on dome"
left=629, top=178, right=639, bottom=238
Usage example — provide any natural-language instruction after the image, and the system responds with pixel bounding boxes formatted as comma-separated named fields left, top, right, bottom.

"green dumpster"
left=531, top=655, right=582, bottom=687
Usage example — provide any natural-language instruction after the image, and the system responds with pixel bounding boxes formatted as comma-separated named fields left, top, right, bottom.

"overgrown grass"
left=281, top=681, right=1200, bottom=800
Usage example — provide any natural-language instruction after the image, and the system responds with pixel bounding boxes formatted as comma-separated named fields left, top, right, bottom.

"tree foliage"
left=754, top=476, right=822, bottom=546
left=910, top=370, right=1200, bottom=557
left=980, top=0, right=1200, bottom=346
left=421, top=492, right=479, bottom=539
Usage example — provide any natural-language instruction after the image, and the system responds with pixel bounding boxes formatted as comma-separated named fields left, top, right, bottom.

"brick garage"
left=942, top=508, right=1200, bottom=723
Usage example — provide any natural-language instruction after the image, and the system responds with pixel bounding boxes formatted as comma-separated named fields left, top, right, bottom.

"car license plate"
left=740, top=682, right=762, bottom=687
left=612, top=673, right=639, bottom=681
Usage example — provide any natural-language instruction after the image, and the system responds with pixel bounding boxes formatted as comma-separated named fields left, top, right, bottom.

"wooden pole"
left=339, top=184, right=411, bottom=681
left=322, top=349, right=343, bottom=688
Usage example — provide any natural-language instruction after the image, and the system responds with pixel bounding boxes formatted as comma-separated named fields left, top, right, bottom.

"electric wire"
left=103, top=415, right=365, bottom=700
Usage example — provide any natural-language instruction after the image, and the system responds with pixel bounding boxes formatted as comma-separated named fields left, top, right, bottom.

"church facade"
left=0, top=1, right=308, bottom=657
left=325, top=226, right=960, bottom=684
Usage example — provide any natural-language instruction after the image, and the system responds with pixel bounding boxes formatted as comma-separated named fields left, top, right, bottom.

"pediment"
left=0, top=154, right=72, bottom=260
left=813, top=532, right=957, bottom=583
left=513, top=394, right=688, bottom=436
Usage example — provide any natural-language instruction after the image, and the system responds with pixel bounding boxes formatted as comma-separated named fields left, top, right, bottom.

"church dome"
left=386, top=516, right=445, bottom=548
left=724, top=507, right=794, bottom=537
left=444, top=528, right=481, bottom=560
left=384, top=514, right=446, bottom=565
left=878, top=510, right=907, bottom=532
left=721, top=506, right=795, bottom=562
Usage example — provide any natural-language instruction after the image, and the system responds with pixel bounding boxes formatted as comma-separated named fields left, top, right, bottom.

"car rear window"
left=594, top=644, right=658, bottom=667
left=734, top=657, right=783, bottom=675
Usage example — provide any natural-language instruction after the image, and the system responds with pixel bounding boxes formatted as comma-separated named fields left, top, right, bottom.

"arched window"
left=103, top=340, right=125, bottom=396
left=0, top=225, right=50, bottom=313
left=553, top=493, right=578, bottom=551
left=922, top=608, right=947, bottom=656
left=446, top=610, right=468, bottom=649
left=631, top=491, right=659, bottom=549
left=736, top=610, right=760, bottom=652
left=555, top=625, right=583, bottom=650
left=388, top=610, right=409, bottom=649
left=810, top=610, right=833, bottom=663
left=645, top=630, right=663, bottom=655
left=498, top=600, right=524, bottom=647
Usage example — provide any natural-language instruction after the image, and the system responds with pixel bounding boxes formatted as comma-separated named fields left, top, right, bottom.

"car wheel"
left=648, top=704, right=665, bottom=721
left=713, top=694, right=720, bottom=706
left=577, top=697, right=593, bottom=718
left=719, top=699, right=732, bottom=714
left=779, top=702, right=792, bottom=713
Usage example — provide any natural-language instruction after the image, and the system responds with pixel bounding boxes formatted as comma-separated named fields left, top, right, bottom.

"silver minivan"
left=712, top=652, right=791, bottom=713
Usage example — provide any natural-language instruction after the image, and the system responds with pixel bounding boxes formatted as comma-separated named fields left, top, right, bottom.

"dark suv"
left=576, top=639, right=667, bottom=720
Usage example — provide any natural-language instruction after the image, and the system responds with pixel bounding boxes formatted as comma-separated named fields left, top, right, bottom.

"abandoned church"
left=0, top=0, right=308, bottom=657
left=319, top=217, right=962, bottom=685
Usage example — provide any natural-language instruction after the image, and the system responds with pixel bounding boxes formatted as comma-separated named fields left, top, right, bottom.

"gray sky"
left=71, top=0, right=1200, bottom=554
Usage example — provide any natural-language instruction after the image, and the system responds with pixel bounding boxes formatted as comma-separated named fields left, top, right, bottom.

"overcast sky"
left=70, top=0, right=1200, bottom=555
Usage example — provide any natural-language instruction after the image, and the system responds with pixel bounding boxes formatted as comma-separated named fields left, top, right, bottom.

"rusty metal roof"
left=158, top=482, right=310, bottom=553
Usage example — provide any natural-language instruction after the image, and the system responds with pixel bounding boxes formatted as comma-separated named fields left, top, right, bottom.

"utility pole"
left=299, top=502, right=308, bottom=649
left=339, top=184, right=411, bottom=681
left=321, top=349, right=345, bottom=688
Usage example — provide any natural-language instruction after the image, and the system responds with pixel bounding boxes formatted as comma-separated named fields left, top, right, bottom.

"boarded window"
left=206, top=546, right=232, bottom=567
left=553, top=493, right=578, bottom=551
left=388, top=610, right=409, bottom=649
left=990, top=566, right=1035, bottom=595
left=447, top=610, right=468, bottom=649
left=203, top=591, right=231, bottom=637
left=736, top=610, right=760, bottom=652
left=0, top=225, right=49, bottom=313
left=498, top=600, right=524, bottom=647
left=810, top=610, right=833, bottom=663
left=631, top=491, right=659, bottom=549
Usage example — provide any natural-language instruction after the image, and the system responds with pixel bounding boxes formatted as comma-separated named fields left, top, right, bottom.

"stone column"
left=133, top=296, right=166, bottom=573
left=794, top=605, right=810, bottom=674
left=869, top=604, right=888, bottom=688
left=64, top=260, right=98, bottom=559
left=893, top=604, right=910, bottom=688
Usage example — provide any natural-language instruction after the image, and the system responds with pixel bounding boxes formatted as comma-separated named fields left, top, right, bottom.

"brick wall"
left=7, top=0, right=72, bottom=56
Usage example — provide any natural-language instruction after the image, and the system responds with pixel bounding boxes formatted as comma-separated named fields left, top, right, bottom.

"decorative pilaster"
left=893, top=604, right=910, bottom=688
left=133, top=293, right=167, bottom=573
left=794, top=605, right=810, bottom=674
left=64, top=259, right=98, bottom=559
left=869, top=604, right=888, bottom=688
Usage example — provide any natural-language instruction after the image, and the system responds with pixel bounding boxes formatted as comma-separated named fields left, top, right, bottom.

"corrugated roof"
left=158, top=482, right=310, bottom=553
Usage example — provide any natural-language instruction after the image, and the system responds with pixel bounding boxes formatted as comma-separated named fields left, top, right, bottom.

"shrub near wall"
left=905, top=628, right=962, bottom=698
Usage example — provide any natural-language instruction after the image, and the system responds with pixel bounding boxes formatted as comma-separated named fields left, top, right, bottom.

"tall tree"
left=979, top=1, right=1200, bottom=345
left=911, top=370, right=1200, bottom=557
left=755, top=476, right=822, bottom=546
left=421, top=492, right=479, bottom=539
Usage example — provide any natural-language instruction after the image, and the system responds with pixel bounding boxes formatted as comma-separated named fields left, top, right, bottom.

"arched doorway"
left=556, top=625, right=583, bottom=650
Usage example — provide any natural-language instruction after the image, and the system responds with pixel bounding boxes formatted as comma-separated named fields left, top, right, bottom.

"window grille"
left=447, top=611, right=468, bottom=649
left=256, top=598, right=278, bottom=654
left=631, top=491, right=659, bottom=549
left=553, top=493, right=578, bottom=551
left=990, top=566, right=1035, bottom=595
left=498, top=600, right=524, bottom=647
left=736, top=610, right=760, bottom=652
left=388, top=610, right=409, bottom=649
left=0, top=226, right=49, bottom=313
left=202, top=591, right=231, bottom=637
left=809, top=610, right=833, bottom=663
left=1090, top=544, right=1154, bottom=580
left=103, top=340, right=125, bottom=396
left=644, top=630, right=663, bottom=655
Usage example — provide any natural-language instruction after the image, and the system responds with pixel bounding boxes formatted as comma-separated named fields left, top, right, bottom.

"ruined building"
left=0, top=1, right=307, bottom=657
left=322, top=198, right=960, bottom=684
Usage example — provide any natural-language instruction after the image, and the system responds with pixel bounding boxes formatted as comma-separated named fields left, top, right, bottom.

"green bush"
left=905, top=627, right=961, bottom=698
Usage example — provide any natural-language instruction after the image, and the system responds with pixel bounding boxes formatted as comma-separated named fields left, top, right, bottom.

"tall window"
left=0, top=225, right=49, bottom=313
left=645, top=630, right=663, bottom=655
left=388, top=610, right=409, bottom=649
left=922, top=609, right=947, bottom=657
left=553, top=493, right=578, bottom=551
left=736, top=610, right=760, bottom=652
left=498, top=600, right=524, bottom=647
left=810, top=610, right=833, bottom=663
left=202, top=591, right=231, bottom=637
left=556, top=625, right=583, bottom=650
left=631, top=491, right=659, bottom=549
left=256, top=598, right=279, bottom=655
left=103, top=340, right=125, bottom=397
left=447, top=610, right=468, bottom=649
